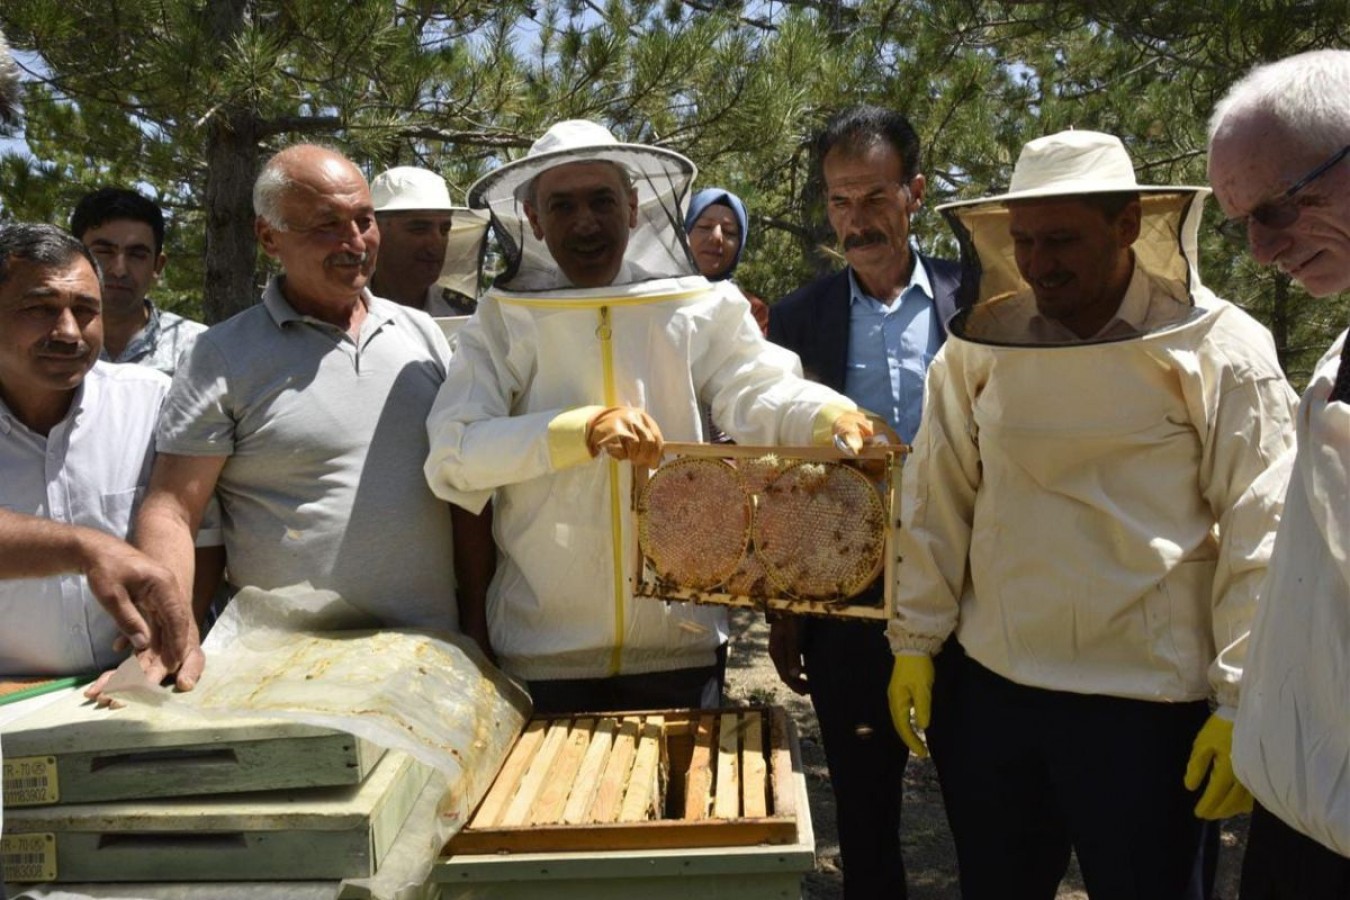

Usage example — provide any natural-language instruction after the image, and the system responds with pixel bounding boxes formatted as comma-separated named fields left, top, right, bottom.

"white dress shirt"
left=0, top=362, right=169, bottom=675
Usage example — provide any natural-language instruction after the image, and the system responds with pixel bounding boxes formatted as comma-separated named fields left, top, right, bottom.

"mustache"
left=563, top=238, right=608, bottom=253
left=1031, top=272, right=1073, bottom=288
left=843, top=231, right=887, bottom=251
left=38, top=338, right=91, bottom=357
left=326, top=251, right=370, bottom=266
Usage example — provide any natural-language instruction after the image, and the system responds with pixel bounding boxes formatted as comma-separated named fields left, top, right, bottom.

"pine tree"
left=3, top=0, right=1347, bottom=380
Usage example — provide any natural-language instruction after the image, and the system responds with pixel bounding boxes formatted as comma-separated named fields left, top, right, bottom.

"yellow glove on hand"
left=829, top=409, right=875, bottom=456
left=586, top=406, right=664, bottom=469
left=887, top=654, right=934, bottom=758
left=1183, top=712, right=1253, bottom=820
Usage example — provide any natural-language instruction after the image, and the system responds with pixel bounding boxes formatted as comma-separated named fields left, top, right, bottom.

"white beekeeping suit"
left=424, top=121, right=855, bottom=683
left=891, top=133, right=1297, bottom=713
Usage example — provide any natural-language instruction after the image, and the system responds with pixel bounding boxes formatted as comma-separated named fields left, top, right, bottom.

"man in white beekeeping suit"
left=425, top=119, right=875, bottom=714
left=885, top=129, right=1299, bottom=898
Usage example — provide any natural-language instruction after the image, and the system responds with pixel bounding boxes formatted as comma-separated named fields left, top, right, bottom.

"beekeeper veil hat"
left=468, top=120, right=698, bottom=291
left=939, top=130, right=1210, bottom=307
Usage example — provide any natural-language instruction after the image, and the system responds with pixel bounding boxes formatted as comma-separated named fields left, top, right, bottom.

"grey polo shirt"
left=0, top=362, right=168, bottom=675
left=157, top=278, right=458, bottom=630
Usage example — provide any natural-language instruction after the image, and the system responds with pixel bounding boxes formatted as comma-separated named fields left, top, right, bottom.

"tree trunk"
left=201, top=0, right=259, bottom=324
left=203, top=109, right=261, bottom=323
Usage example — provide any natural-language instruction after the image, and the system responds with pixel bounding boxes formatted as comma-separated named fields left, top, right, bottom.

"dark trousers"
left=928, top=647, right=1213, bottom=900
left=1240, top=802, right=1350, bottom=899
left=803, top=616, right=909, bottom=898
left=526, top=644, right=727, bottom=715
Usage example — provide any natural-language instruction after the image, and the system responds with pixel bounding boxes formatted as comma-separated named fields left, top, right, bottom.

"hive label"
left=1, top=832, right=57, bottom=882
left=3, top=755, right=59, bottom=806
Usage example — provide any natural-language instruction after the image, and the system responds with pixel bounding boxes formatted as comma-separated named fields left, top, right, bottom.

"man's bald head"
left=252, top=144, right=379, bottom=310
left=253, top=144, right=367, bottom=230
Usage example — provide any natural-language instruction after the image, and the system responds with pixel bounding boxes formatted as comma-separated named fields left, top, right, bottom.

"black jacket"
left=768, top=254, right=968, bottom=392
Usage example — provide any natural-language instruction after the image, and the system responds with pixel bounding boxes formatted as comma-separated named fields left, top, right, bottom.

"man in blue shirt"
left=768, top=105, right=967, bottom=898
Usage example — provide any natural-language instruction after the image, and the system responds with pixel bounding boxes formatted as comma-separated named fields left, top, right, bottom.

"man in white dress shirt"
left=0, top=223, right=202, bottom=683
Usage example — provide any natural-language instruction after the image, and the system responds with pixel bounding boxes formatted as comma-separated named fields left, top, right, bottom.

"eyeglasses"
left=1218, top=144, right=1350, bottom=241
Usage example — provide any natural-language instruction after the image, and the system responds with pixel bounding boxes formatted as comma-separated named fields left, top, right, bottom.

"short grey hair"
left=253, top=160, right=296, bottom=230
left=0, top=223, right=100, bottom=288
left=1209, top=49, right=1350, bottom=151
left=522, top=160, right=637, bottom=209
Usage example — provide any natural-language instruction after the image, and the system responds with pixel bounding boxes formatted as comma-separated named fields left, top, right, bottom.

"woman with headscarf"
left=684, top=188, right=770, bottom=334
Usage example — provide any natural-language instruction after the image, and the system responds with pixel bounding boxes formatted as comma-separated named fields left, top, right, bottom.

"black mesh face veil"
left=1330, top=336, right=1350, bottom=403
left=467, top=123, right=700, bottom=292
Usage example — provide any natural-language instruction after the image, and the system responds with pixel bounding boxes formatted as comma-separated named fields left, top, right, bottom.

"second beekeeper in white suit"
left=885, top=130, right=1299, bottom=899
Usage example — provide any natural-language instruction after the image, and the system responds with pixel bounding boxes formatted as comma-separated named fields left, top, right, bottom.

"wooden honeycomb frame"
left=632, top=442, right=904, bottom=620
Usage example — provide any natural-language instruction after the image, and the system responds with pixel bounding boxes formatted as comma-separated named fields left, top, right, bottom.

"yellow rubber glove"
left=586, top=406, right=664, bottom=469
left=1184, top=712, right=1254, bottom=819
left=887, top=654, right=934, bottom=758
left=830, top=409, right=876, bottom=456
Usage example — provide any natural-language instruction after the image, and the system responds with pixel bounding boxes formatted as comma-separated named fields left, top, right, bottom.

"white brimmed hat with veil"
left=468, top=120, right=699, bottom=291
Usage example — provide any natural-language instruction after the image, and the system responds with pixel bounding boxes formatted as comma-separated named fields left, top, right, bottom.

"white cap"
left=371, top=166, right=453, bottom=213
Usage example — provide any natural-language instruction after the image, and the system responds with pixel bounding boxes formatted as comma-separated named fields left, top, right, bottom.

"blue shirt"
left=844, top=254, right=940, bottom=442
left=98, top=299, right=208, bottom=376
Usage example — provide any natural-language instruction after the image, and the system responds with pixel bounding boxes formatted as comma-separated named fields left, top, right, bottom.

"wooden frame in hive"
left=446, top=706, right=799, bottom=854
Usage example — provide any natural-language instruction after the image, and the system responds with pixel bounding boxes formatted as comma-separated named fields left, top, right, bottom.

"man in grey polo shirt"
left=134, top=144, right=458, bottom=631
left=0, top=223, right=202, bottom=683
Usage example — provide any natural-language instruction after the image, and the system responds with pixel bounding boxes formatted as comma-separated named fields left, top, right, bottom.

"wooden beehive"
left=446, top=706, right=798, bottom=855
left=0, top=750, right=432, bottom=883
left=1, top=686, right=385, bottom=808
left=633, top=442, right=904, bottom=620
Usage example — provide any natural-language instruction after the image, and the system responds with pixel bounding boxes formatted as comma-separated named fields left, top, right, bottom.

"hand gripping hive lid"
left=937, top=130, right=1211, bottom=306
left=467, top=119, right=700, bottom=291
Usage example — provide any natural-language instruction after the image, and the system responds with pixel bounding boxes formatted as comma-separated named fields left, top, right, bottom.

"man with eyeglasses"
left=1208, top=49, right=1350, bottom=898
left=766, top=105, right=967, bottom=898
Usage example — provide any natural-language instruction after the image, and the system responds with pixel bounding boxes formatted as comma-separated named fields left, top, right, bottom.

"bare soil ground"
left=722, top=608, right=1249, bottom=899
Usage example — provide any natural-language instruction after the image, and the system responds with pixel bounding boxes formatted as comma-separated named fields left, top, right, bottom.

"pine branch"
left=257, top=115, right=344, bottom=138
left=674, top=0, right=777, bottom=31
left=0, top=29, right=21, bottom=128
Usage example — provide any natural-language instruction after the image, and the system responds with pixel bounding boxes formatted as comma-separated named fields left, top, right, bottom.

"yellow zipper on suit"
left=597, top=305, right=626, bottom=676
left=496, top=287, right=705, bottom=677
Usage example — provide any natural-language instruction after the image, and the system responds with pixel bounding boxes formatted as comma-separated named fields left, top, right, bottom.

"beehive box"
left=446, top=706, right=797, bottom=855
left=633, top=442, right=903, bottom=620
left=1, top=687, right=385, bottom=808
left=0, top=750, right=432, bottom=883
